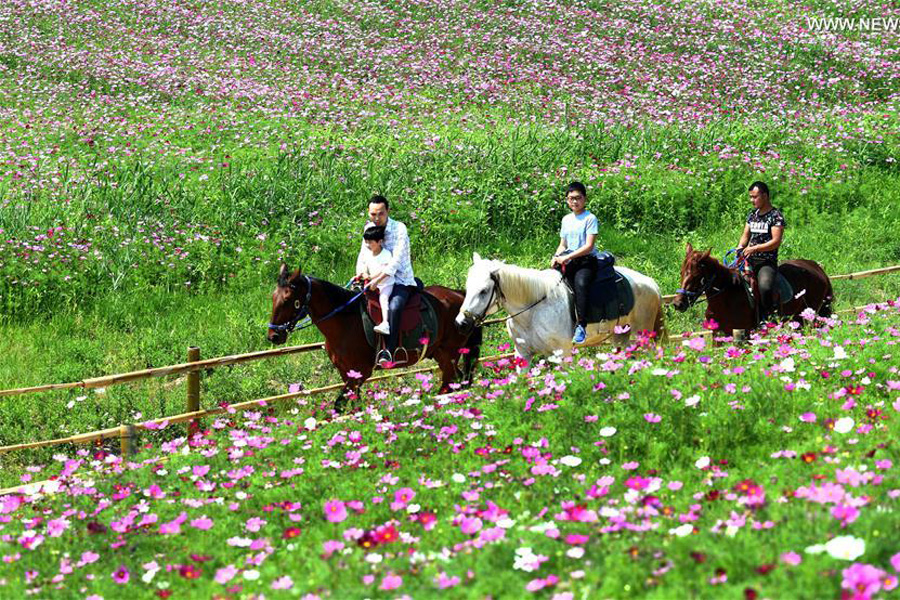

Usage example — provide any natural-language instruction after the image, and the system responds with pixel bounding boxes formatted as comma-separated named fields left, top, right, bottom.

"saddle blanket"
left=582, top=268, right=636, bottom=324
left=360, top=290, right=440, bottom=350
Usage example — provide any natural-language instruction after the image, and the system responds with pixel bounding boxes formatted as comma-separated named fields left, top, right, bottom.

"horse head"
left=455, top=252, right=502, bottom=334
left=267, top=263, right=311, bottom=345
left=673, top=243, right=715, bottom=312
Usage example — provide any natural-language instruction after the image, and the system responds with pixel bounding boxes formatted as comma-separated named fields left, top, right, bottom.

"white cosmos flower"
left=825, top=536, right=865, bottom=561
left=695, top=456, right=710, bottom=469
left=303, top=417, right=317, bottom=431
left=833, top=346, right=848, bottom=360
left=834, top=417, right=855, bottom=434
left=671, top=524, right=694, bottom=537
left=560, top=455, right=582, bottom=467
left=684, top=395, right=701, bottom=407
left=599, top=426, right=617, bottom=437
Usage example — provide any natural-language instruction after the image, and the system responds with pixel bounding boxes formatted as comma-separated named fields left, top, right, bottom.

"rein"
left=268, top=275, right=363, bottom=333
left=464, top=270, right=562, bottom=326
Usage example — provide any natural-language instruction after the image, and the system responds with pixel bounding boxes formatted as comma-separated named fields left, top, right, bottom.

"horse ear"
left=279, top=263, right=288, bottom=279
left=702, top=248, right=712, bottom=259
left=473, top=252, right=482, bottom=262
left=686, top=242, right=693, bottom=255
left=298, top=262, right=303, bottom=274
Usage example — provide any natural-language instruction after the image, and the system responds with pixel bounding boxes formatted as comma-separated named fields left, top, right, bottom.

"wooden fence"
left=0, top=263, right=897, bottom=457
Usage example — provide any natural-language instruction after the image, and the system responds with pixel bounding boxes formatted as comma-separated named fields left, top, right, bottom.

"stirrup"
left=392, top=347, right=409, bottom=366
left=376, top=349, right=393, bottom=368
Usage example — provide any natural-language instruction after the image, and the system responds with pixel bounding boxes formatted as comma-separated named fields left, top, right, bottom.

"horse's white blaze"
left=457, top=256, right=662, bottom=364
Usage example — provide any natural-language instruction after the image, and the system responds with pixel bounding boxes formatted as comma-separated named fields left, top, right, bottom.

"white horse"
left=455, top=253, right=665, bottom=364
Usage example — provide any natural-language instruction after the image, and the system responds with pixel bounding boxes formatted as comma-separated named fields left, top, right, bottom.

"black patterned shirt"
left=746, top=207, right=786, bottom=264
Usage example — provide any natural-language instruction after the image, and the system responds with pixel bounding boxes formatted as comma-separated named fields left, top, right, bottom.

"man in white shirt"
left=355, top=195, right=416, bottom=367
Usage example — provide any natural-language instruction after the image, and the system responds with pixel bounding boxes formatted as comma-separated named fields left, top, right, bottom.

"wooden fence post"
left=187, top=346, right=201, bottom=436
left=119, top=424, right=136, bottom=457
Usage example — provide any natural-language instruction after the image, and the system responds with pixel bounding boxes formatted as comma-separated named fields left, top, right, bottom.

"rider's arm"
left=737, top=223, right=751, bottom=251
left=551, top=237, right=567, bottom=266
left=381, top=222, right=409, bottom=278
left=562, top=234, right=597, bottom=261
left=355, top=241, right=368, bottom=279
left=747, top=226, right=783, bottom=254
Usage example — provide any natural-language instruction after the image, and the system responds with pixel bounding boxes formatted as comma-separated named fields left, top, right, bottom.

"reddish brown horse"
left=673, top=244, right=833, bottom=336
left=267, top=264, right=482, bottom=409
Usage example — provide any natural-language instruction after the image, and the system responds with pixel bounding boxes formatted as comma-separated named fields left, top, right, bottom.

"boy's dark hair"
left=566, top=181, right=587, bottom=197
left=749, top=181, right=769, bottom=197
left=363, top=225, right=386, bottom=242
left=369, top=194, right=389, bottom=210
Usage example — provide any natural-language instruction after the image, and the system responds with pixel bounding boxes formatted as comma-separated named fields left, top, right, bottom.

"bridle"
left=676, top=264, right=721, bottom=308
left=462, top=272, right=502, bottom=327
left=268, top=275, right=313, bottom=333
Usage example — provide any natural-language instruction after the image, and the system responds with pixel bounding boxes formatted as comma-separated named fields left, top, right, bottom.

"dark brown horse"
left=267, top=264, right=482, bottom=409
left=673, top=244, right=834, bottom=336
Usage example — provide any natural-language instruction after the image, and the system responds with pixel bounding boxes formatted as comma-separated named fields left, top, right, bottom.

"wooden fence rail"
left=0, top=354, right=516, bottom=455
left=0, top=342, right=326, bottom=398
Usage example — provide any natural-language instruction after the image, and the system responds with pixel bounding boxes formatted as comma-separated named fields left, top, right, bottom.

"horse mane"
left=699, top=254, right=742, bottom=287
left=495, top=262, right=566, bottom=305
left=278, top=268, right=355, bottom=303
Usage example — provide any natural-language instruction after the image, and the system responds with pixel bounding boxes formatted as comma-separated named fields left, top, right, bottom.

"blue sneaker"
left=572, top=324, right=587, bottom=344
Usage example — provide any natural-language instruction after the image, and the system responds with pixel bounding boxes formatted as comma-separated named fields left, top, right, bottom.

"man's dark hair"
left=369, top=194, right=389, bottom=210
left=566, top=181, right=587, bottom=197
left=749, top=181, right=769, bottom=197
left=363, top=225, right=386, bottom=242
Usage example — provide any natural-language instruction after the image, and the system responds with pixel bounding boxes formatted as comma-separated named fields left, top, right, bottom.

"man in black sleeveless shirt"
left=736, top=181, right=785, bottom=322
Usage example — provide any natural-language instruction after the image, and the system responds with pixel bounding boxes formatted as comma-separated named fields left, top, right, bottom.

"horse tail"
left=461, top=325, right=483, bottom=383
left=653, top=300, right=667, bottom=344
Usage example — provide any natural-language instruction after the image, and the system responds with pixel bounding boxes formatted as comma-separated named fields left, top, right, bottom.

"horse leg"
left=460, top=327, right=483, bottom=385
left=434, top=351, right=459, bottom=394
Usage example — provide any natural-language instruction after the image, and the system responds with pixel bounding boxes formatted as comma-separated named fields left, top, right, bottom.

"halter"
left=268, top=275, right=313, bottom=333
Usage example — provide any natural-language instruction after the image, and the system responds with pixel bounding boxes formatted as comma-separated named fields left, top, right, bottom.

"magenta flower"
left=323, top=499, right=348, bottom=523
left=644, top=413, right=661, bottom=423
left=112, top=565, right=130, bottom=584
left=799, top=412, right=817, bottom=423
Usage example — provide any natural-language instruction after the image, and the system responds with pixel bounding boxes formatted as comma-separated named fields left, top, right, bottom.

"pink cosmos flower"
left=322, top=540, right=344, bottom=558
left=323, top=499, right=348, bottom=523
left=460, top=517, right=483, bottom=535
left=390, top=487, right=415, bottom=511
left=379, top=573, right=403, bottom=590
left=214, top=564, right=237, bottom=584
left=190, top=516, right=214, bottom=531
left=780, top=552, right=802, bottom=566
left=644, top=413, right=661, bottom=423
left=799, top=412, right=817, bottom=423
left=841, top=563, right=886, bottom=597
left=271, top=575, right=294, bottom=590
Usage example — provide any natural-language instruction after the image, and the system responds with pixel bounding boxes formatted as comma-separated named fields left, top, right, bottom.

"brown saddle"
left=365, top=290, right=423, bottom=332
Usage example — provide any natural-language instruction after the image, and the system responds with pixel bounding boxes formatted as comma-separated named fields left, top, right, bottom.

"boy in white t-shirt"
left=361, top=224, right=394, bottom=335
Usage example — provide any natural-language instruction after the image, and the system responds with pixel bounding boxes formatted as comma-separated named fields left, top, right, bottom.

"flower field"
left=2, top=1, right=900, bottom=597
left=1, top=0, right=900, bottom=315
left=1, top=303, right=900, bottom=598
